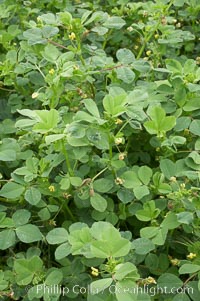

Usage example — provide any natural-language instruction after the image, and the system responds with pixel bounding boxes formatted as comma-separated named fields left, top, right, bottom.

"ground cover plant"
left=0, top=0, right=200, bottom=300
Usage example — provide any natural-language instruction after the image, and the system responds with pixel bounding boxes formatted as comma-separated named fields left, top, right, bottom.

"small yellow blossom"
left=146, top=50, right=152, bottom=56
left=48, top=185, right=55, bottom=192
left=115, top=177, right=124, bottom=185
left=32, top=92, right=39, bottom=99
left=91, top=267, right=99, bottom=277
left=49, top=68, right=55, bottom=75
left=180, top=183, right=185, bottom=189
left=139, top=276, right=157, bottom=285
left=119, top=152, right=127, bottom=161
left=69, top=32, right=76, bottom=40
left=154, top=34, right=159, bottom=39
left=115, top=137, right=123, bottom=145
left=146, top=276, right=157, bottom=284
left=196, top=57, right=200, bottom=65
left=127, top=26, right=134, bottom=32
left=169, top=256, right=180, bottom=266
left=170, top=176, right=177, bottom=182
left=134, top=45, right=139, bottom=50
left=187, top=253, right=197, bottom=260
left=115, top=118, right=123, bottom=125
left=73, top=65, right=79, bottom=70
left=176, top=22, right=181, bottom=28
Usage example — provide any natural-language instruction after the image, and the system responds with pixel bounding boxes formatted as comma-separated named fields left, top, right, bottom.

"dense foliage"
left=0, top=0, right=200, bottom=300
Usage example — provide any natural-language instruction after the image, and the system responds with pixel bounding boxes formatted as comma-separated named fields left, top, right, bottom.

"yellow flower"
left=91, top=267, right=99, bottom=277
left=187, top=253, right=197, bottom=260
left=146, top=276, right=157, bottom=284
left=146, top=50, right=152, bottom=56
left=170, top=176, right=177, bottom=182
left=140, top=276, right=157, bottom=285
left=69, top=32, right=76, bottom=40
left=49, top=68, right=55, bottom=75
left=180, top=183, right=185, bottom=189
left=115, top=118, right=123, bottom=125
left=119, top=152, right=127, bottom=161
left=170, top=258, right=180, bottom=266
left=48, top=185, right=55, bottom=192
left=127, top=26, right=133, bottom=32
left=115, top=137, right=123, bottom=145
left=115, top=177, right=124, bottom=185
left=32, top=92, right=39, bottom=99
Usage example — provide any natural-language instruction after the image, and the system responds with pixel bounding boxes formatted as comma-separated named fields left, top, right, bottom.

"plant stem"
left=91, top=167, right=108, bottom=183
left=64, top=202, right=76, bottom=221
left=136, top=20, right=161, bottom=59
left=48, top=39, right=68, bottom=50
left=61, top=140, right=74, bottom=176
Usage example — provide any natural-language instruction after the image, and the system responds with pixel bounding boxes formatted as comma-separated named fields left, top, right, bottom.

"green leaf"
left=45, top=269, right=63, bottom=285
left=131, top=238, right=155, bottom=255
left=45, top=134, right=65, bottom=145
left=116, top=67, right=135, bottom=83
left=46, top=228, right=68, bottom=244
left=116, top=48, right=135, bottom=64
left=25, top=187, right=41, bottom=206
left=179, top=264, right=200, bottom=274
left=93, top=178, right=113, bottom=193
left=89, top=278, right=113, bottom=294
left=117, top=189, right=134, bottom=204
left=42, top=43, right=60, bottom=62
left=161, top=212, right=181, bottom=230
left=157, top=273, right=183, bottom=291
left=173, top=293, right=190, bottom=301
left=144, top=106, right=176, bottom=134
left=91, top=222, right=121, bottom=241
left=91, top=237, right=131, bottom=258
left=90, top=193, right=107, bottom=212
left=165, top=59, right=183, bottom=74
left=16, top=224, right=43, bottom=243
left=190, top=120, right=200, bottom=136
left=114, top=262, right=139, bottom=281
left=136, top=200, right=160, bottom=222
left=14, top=256, right=43, bottom=285
left=160, top=159, right=176, bottom=179
left=70, top=177, right=82, bottom=187
left=12, top=209, right=31, bottom=227
left=55, top=242, right=71, bottom=260
left=0, top=149, right=16, bottom=161
left=138, top=166, right=152, bottom=185
left=0, top=229, right=16, bottom=250
left=133, top=185, right=149, bottom=200
left=140, top=226, right=168, bottom=245
left=103, top=94, right=127, bottom=117
left=0, top=182, right=25, bottom=199
left=33, top=109, right=59, bottom=133
left=23, top=28, right=45, bottom=45
left=176, top=212, right=193, bottom=225
left=121, top=171, right=141, bottom=189
left=115, top=280, right=138, bottom=301
left=83, top=99, right=100, bottom=118
left=103, top=16, right=126, bottom=29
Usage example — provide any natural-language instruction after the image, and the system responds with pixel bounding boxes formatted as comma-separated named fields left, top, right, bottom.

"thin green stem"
left=91, top=167, right=108, bottom=183
left=61, top=140, right=74, bottom=176
left=103, top=29, right=113, bottom=50
left=136, top=20, right=161, bottom=59
left=64, top=202, right=76, bottom=221
left=109, top=136, right=113, bottom=161
left=116, top=120, right=129, bottom=136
